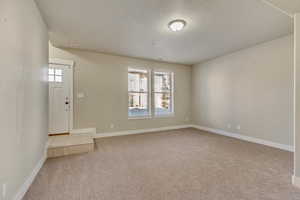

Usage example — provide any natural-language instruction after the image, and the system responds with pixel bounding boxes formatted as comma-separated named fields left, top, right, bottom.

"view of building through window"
left=128, top=68, right=174, bottom=117
left=128, top=68, right=149, bottom=117
left=154, top=71, right=173, bottom=115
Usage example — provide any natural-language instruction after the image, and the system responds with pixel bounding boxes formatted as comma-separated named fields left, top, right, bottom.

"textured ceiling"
left=36, top=0, right=293, bottom=64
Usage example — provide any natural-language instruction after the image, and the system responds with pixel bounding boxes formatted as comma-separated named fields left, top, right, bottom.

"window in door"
left=48, top=68, right=63, bottom=82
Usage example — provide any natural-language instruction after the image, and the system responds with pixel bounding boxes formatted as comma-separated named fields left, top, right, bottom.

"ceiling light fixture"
left=168, top=19, right=186, bottom=32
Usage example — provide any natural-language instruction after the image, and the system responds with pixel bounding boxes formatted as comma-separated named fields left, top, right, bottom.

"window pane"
left=128, top=93, right=149, bottom=117
left=55, top=75, right=62, bottom=82
left=154, top=72, right=171, bottom=92
left=155, top=93, right=172, bottom=115
left=48, top=75, right=54, bottom=82
left=128, top=68, right=148, bottom=92
left=55, top=69, right=62, bottom=76
left=48, top=68, right=54, bottom=75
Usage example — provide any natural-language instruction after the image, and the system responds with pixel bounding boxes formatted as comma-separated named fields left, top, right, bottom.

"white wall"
left=0, top=0, right=49, bottom=199
left=295, top=13, right=300, bottom=178
left=192, top=35, right=293, bottom=146
left=49, top=44, right=192, bottom=133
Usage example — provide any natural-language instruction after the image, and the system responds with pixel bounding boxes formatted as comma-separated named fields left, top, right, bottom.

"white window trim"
left=127, top=67, right=175, bottom=119
left=153, top=71, right=175, bottom=118
left=128, top=67, right=152, bottom=119
left=128, top=116, right=152, bottom=120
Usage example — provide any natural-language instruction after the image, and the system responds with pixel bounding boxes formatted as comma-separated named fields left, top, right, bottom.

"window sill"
left=128, top=113, right=175, bottom=120
left=154, top=113, right=175, bottom=118
left=128, top=116, right=152, bottom=120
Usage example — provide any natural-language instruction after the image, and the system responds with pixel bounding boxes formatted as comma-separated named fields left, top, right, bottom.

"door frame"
left=49, top=58, right=74, bottom=132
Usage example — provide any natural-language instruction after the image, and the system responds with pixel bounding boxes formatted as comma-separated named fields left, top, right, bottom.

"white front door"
left=48, top=64, right=72, bottom=134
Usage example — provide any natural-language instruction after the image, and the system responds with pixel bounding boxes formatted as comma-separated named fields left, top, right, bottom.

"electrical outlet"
left=77, top=92, right=85, bottom=99
left=2, top=183, right=6, bottom=198
left=227, top=124, right=231, bottom=129
left=236, top=125, right=241, bottom=130
left=110, top=124, right=114, bottom=129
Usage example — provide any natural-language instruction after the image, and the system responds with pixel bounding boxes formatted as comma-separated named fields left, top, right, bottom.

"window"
left=128, top=68, right=150, bottom=117
left=128, top=68, right=174, bottom=118
left=48, top=68, right=63, bottom=82
left=154, top=71, right=174, bottom=116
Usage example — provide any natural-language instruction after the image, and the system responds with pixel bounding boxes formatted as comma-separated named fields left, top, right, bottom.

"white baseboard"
left=94, top=125, right=192, bottom=138
left=94, top=124, right=294, bottom=152
left=11, top=125, right=293, bottom=199
left=14, top=145, right=47, bottom=200
left=70, top=128, right=96, bottom=136
left=293, top=176, right=300, bottom=188
left=192, top=125, right=294, bottom=152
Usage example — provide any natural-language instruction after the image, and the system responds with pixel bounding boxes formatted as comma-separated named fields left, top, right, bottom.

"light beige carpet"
left=24, top=128, right=300, bottom=200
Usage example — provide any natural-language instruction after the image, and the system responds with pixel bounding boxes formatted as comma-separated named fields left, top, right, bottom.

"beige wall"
left=295, top=14, right=300, bottom=177
left=192, top=35, right=294, bottom=146
left=0, top=0, right=48, bottom=199
left=49, top=45, right=192, bottom=133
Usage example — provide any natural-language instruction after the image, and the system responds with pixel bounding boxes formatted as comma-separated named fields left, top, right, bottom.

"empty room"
left=2, top=0, right=300, bottom=199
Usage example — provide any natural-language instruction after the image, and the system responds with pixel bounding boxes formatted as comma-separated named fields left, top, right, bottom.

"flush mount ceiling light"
left=168, top=19, right=186, bottom=32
